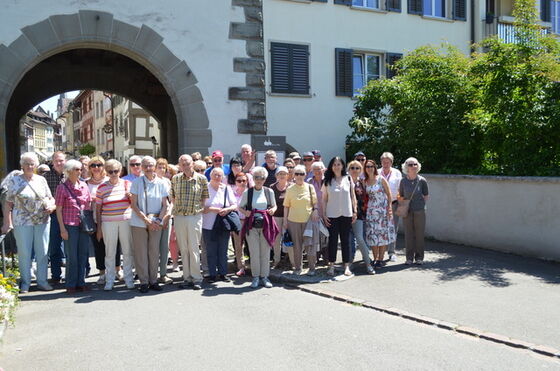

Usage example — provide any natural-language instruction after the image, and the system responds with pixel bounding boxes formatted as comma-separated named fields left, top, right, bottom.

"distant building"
left=19, top=106, right=60, bottom=161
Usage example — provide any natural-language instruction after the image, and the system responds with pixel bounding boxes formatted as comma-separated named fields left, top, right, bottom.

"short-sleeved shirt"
left=380, top=167, right=402, bottom=202
left=283, top=183, right=317, bottom=223
left=96, top=179, right=132, bottom=222
left=6, top=174, right=53, bottom=226
left=232, top=186, right=247, bottom=220
left=130, top=176, right=169, bottom=228
left=307, top=177, right=324, bottom=216
left=122, top=173, right=140, bottom=182
left=170, top=172, right=209, bottom=216
left=202, top=184, right=237, bottom=230
left=270, top=182, right=289, bottom=218
left=239, top=187, right=276, bottom=211
left=55, top=180, right=92, bottom=226
left=87, top=177, right=109, bottom=223
left=399, top=176, right=429, bottom=212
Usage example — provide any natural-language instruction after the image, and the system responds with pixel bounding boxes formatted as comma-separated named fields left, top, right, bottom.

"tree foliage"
left=79, top=143, right=96, bottom=157
left=348, top=0, right=560, bottom=176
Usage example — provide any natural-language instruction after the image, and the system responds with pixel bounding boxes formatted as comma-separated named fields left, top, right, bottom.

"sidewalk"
left=269, top=237, right=560, bottom=351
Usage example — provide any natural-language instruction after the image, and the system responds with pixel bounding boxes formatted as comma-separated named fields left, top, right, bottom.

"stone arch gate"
left=0, top=10, right=212, bottom=174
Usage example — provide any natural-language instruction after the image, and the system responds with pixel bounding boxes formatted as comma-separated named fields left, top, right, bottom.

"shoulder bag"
left=213, top=186, right=241, bottom=232
left=62, top=182, right=96, bottom=234
left=395, top=178, right=420, bottom=218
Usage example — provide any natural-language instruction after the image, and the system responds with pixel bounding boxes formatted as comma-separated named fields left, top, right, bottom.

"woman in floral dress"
left=364, top=159, right=395, bottom=268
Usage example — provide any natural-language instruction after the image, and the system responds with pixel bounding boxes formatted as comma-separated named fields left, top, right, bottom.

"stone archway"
left=0, top=10, right=211, bottom=172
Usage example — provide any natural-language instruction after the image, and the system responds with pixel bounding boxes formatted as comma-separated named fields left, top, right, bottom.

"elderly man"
left=241, top=144, right=256, bottom=173
left=204, top=150, right=230, bottom=181
left=380, top=152, right=402, bottom=262
left=122, top=155, right=143, bottom=181
left=263, top=150, right=279, bottom=187
left=79, top=155, right=90, bottom=180
left=170, top=154, right=209, bottom=290
left=288, top=152, right=302, bottom=166
left=302, top=151, right=314, bottom=182
left=43, top=151, right=66, bottom=284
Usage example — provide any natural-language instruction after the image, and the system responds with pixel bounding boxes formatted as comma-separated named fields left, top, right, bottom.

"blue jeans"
left=203, top=228, right=229, bottom=276
left=63, top=225, right=90, bottom=288
left=13, top=222, right=50, bottom=290
left=48, top=214, right=65, bottom=280
left=352, top=219, right=371, bottom=265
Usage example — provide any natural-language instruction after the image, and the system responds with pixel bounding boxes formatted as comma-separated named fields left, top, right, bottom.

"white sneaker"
left=250, top=277, right=260, bottom=288
left=97, top=274, right=106, bottom=285
left=367, top=265, right=376, bottom=275
left=389, top=254, right=397, bottom=262
left=344, top=266, right=353, bottom=276
left=116, top=270, right=124, bottom=282
left=261, top=277, right=273, bottom=288
left=104, top=283, right=113, bottom=291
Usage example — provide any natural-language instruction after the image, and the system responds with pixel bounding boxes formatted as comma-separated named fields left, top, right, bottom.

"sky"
left=34, top=90, right=79, bottom=118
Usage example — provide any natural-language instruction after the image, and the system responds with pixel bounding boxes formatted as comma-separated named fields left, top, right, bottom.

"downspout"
left=470, top=0, right=476, bottom=55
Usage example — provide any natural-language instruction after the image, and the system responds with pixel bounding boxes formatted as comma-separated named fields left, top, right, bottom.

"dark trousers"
left=327, top=216, right=352, bottom=263
left=48, top=214, right=65, bottom=280
left=404, top=210, right=426, bottom=262
left=90, top=234, right=121, bottom=271
left=203, top=228, right=230, bottom=276
left=63, top=225, right=90, bottom=288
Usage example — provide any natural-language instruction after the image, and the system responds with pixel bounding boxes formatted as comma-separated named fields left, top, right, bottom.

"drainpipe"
left=470, top=0, right=476, bottom=55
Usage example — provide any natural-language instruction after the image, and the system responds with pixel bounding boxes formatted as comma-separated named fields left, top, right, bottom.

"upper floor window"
left=423, top=0, right=445, bottom=17
left=352, top=0, right=379, bottom=8
left=552, top=1, right=560, bottom=34
left=353, top=54, right=381, bottom=94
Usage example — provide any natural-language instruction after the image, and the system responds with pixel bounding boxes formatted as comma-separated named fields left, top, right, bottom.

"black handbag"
left=245, top=187, right=272, bottom=229
left=63, top=182, right=96, bottom=234
left=213, top=187, right=241, bottom=233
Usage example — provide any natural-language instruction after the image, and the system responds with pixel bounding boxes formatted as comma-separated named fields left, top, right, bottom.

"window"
left=270, top=42, right=310, bottom=95
left=552, top=1, right=560, bottom=34
left=353, top=54, right=381, bottom=94
left=409, top=0, right=465, bottom=19
left=352, top=0, right=379, bottom=8
left=423, top=0, right=445, bottom=17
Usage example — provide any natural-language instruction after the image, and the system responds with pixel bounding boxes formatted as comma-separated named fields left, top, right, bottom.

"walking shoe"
left=104, top=283, right=113, bottom=291
left=415, top=260, right=424, bottom=265
left=327, top=266, right=335, bottom=276
left=192, top=283, right=202, bottom=290
left=344, top=266, right=353, bottom=276
left=116, top=270, right=124, bottom=282
left=66, top=288, right=77, bottom=294
left=126, top=281, right=135, bottom=290
left=19, top=286, right=30, bottom=294
left=250, top=277, right=260, bottom=288
left=367, top=265, right=376, bottom=275
left=139, top=284, right=149, bottom=293
left=158, top=275, right=173, bottom=285
left=405, top=260, right=413, bottom=265
left=306, top=269, right=316, bottom=277
left=261, top=277, right=273, bottom=288
left=218, top=275, right=231, bottom=282
left=207, top=276, right=217, bottom=283
left=77, top=285, right=90, bottom=292
left=293, top=269, right=302, bottom=276
left=179, top=281, right=193, bottom=289
left=37, top=283, right=54, bottom=291
left=389, top=254, right=397, bottom=262
left=150, top=283, right=163, bottom=291
left=97, top=274, right=106, bottom=285
left=172, top=263, right=180, bottom=272
left=236, top=268, right=246, bottom=277
left=49, top=278, right=62, bottom=285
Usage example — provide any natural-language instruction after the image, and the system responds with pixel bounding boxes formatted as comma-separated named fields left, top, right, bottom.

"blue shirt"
left=129, top=175, right=169, bottom=228
left=122, top=173, right=139, bottom=182
left=204, top=165, right=230, bottom=181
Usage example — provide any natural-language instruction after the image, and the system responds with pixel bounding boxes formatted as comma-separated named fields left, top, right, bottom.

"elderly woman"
left=2, top=153, right=55, bottom=293
left=55, top=159, right=92, bottom=294
left=399, top=157, right=429, bottom=265
left=283, top=165, right=319, bottom=276
left=228, top=157, right=254, bottom=188
left=270, top=166, right=293, bottom=269
left=347, top=160, right=374, bottom=274
left=231, top=172, right=249, bottom=276
left=322, top=157, right=357, bottom=277
left=307, top=161, right=327, bottom=262
left=202, top=167, right=237, bottom=282
left=130, top=156, right=169, bottom=293
left=380, top=152, right=402, bottom=262
left=283, top=158, right=296, bottom=183
left=239, top=166, right=278, bottom=289
left=155, top=157, right=173, bottom=284
left=363, top=159, right=395, bottom=269
left=96, top=159, right=135, bottom=290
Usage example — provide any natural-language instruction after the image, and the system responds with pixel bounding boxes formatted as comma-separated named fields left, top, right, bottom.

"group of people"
left=0, top=144, right=429, bottom=294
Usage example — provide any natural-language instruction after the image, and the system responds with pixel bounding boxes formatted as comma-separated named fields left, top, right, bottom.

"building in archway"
left=18, top=106, right=60, bottom=161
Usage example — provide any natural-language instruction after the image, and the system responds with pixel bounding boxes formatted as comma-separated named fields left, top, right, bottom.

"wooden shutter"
left=270, top=42, right=309, bottom=95
left=335, top=48, right=353, bottom=97
left=408, top=0, right=423, bottom=14
left=334, top=0, right=353, bottom=5
left=541, top=0, right=551, bottom=22
left=453, top=0, right=467, bottom=20
left=310, top=0, right=328, bottom=2
left=386, top=53, right=403, bottom=79
left=386, top=0, right=402, bottom=12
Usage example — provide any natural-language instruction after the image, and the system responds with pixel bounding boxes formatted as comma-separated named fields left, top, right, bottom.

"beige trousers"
left=131, top=226, right=162, bottom=285
left=246, top=228, right=270, bottom=278
left=287, top=220, right=316, bottom=271
left=174, top=214, right=203, bottom=283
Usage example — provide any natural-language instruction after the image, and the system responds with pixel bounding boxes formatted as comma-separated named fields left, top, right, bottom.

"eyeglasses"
left=254, top=176, right=265, bottom=180
left=303, top=158, right=313, bottom=162
left=365, top=165, right=375, bottom=169
left=130, top=163, right=141, bottom=167
left=356, top=158, right=366, bottom=162
left=236, top=179, right=247, bottom=183
left=294, top=172, right=306, bottom=176
left=286, top=166, right=294, bottom=170
left=107, top=170, right=120, bottom=175
left=407, top=163, right=418, bottom=167
left=206, top=162, right=212, bottom=167
left=89, top=163, right=103, bottom=168
left=194, top=168, right=205, bottom=173
left=213, top=158, right=223, bottom=163
left=349, top=167, right=361, bottom=170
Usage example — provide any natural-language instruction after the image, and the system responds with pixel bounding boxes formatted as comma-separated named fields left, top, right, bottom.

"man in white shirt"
left=380, top=152, right=402, bottom=262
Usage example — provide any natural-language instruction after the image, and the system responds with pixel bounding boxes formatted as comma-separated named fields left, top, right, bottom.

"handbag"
left=62, top=182, right=96, bottom=234
left=395, top=179, right=420, bottom=218
left=213, top=187, right=241, bottom=232
left=245, top=187, right=272, bottom=229
left=19, top=176, right=51, bottom=224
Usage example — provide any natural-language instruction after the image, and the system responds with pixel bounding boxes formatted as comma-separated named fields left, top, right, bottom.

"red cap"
left=212, top=150, right=224, bottom=158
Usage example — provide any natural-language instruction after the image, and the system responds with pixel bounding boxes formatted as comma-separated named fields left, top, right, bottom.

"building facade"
left=19, top=106, right=59, bottom=160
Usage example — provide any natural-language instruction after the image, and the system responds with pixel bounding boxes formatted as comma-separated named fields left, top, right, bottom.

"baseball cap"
left=276, top=166, right=289, bottom=175
left=288, top=152, right=301, bottom=160
left=212, top=150, right=224, bottom=158
left=354, top=151, right=365, bottom=158
left=302, top=151, right=314, bottom=158
left=312, top=150, right=321, bottom=157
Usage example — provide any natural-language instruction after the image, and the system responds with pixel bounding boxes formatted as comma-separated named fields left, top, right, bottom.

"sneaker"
left=158, top=276, right=173, bottom=285
left=261, top=277, right=273, bottom=288
left=172, top=264, right=180, bottom=272
left=344, top=266, right=353, bottom=276
left=150, top=283, right=163, bottom=291
left=405, top=260, right=413, bottom=265
left=389, top=254, right=397, bottom=262
left=415, top=260, right=424, bottom=265
left=97, top=274, right=106, bottom=285
left=104, top=283, right=113, bottom=291
left=250, top=277, right=260, bottom=288
left=327, top=266, right=335, bottom=276
left=192, top=283, right=202, bottom=290
left=139, top=284, right=149, bottom=293
left=306, top=269, right=316, bottom=277
left=367, top=265, right=376, bottom=275
left=293, top=269, right=302, bottom=276
left=126, top=281, right=135, bottom=290
left=19, top=286, right=30, bottom=294
left=37, top=283, right=54, bottom=291
left=116, top=270, right=124, bottom=282
left=236, top=268, right=246, bottom=277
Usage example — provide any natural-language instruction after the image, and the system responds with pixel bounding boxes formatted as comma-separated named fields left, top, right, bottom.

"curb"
left=269, top=272, right=560, bottom=360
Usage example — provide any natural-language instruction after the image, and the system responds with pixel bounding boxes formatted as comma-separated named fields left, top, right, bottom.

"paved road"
left=1, top=277, right=559, bottom=370
left=273, top=237, right=560, bottom=350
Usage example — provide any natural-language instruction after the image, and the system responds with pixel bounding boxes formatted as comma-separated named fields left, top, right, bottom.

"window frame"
left=352, top=52, right=383, bottom=96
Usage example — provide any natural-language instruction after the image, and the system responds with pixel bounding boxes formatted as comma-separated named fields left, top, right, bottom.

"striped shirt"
left=55, top=180, right=92, bottom=226
left=96, top=179, right=132, bottom=222
left=170, top=172, right=209, bottom=216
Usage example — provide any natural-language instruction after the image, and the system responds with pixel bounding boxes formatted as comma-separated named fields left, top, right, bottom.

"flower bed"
left=0, top=263, right=19, bottom=326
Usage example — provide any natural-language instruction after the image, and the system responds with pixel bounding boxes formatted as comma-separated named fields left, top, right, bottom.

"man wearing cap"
left=288, top=152, right=302, bottom=166
left=312, top=150, right=322, bottom=163
left=354, top=151, right=367, bottom=179
left=302, top=152, right=315, bottom=182
left=205, top=150, right=230, bottom=182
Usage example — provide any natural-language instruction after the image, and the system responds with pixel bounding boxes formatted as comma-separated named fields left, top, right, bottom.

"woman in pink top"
left=231, top=171, right=249, bottom=276
left=96, top=159, right=134, bottom=291
left=55, top=159, right=92, bottom=294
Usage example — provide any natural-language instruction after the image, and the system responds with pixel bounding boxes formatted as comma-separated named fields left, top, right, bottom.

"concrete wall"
left=423, top=174, right=560, bottom=261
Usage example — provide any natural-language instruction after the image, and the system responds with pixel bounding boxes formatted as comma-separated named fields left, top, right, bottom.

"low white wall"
left=422, top=174, right=560, bottom=261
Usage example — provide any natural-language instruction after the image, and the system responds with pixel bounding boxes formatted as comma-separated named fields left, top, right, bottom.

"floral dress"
left=365, top=176, right=396, bottom=246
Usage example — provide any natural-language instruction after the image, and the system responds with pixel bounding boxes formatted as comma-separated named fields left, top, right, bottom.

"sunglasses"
left=89, top=163, right=103, bottom=168
left=107, top=170, right=120, bottom=175
left=130, top=163, right=141, bottom=167
left=286, top=166, right=294, bottom=170
left=213, top=158, right=223, bottom=162
left=349, top=167, right=361, bottom=170
left=356, top=158, right=366, bottom=162
left=303, top=158, right=313, bottom=162
left=236, top=179, right=247, bottom=183
left=365, top=165, right=375, bottom=169
left=254, top=176, right=265, bottom=180
left=407, top=163, right=418, bottom=167
left=294, top=172, right=306, bottom=176
left=194, top=168, right=205, bottom=173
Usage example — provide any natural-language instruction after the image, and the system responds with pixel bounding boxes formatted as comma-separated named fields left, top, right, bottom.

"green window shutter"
left=310, top=0, right=328, bottom=2
left=408, top=0, right=423, bottom=14
left=385, top=53, right=403, bottom=79
left=453, top=0, right=467, bottom=20
left=387, top=0, right=402, bottom=12
left=271, top=42, right=309, bottom=95
left=335, top=48, right=353, bottom=97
